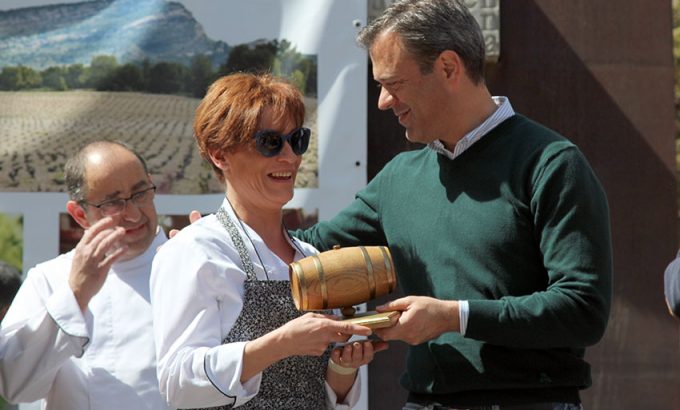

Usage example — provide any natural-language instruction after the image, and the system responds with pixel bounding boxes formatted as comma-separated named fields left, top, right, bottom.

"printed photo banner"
left=0, top=0, right=368, bottom=278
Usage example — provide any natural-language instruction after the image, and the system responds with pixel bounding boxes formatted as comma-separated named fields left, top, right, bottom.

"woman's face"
left=222, top=108, right=303, bottom=213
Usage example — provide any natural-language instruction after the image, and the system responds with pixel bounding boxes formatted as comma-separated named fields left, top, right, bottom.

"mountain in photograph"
left=0, top=0, right=230, bottom=69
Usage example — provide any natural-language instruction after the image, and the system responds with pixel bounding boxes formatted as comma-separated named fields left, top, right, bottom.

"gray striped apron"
left=191, top=207, right=330, bottom=410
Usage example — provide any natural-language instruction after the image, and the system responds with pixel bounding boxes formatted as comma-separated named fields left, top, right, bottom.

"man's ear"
left=208, top=149, right=229, bottom=172
left=66, top=200, right=91, bottom=230
left=437, top=50, right=463, bottom=82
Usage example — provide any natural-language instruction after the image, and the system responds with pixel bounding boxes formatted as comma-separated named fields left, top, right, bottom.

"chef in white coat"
left=1, top=141, right=171, bottom=410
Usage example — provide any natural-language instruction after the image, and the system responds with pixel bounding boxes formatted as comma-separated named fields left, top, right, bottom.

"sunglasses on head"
left=253, top=127, right=311, bottom=157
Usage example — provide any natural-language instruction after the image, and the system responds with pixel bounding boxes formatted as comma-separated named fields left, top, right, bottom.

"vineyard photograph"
left=0, top=0, right=319, bottom=194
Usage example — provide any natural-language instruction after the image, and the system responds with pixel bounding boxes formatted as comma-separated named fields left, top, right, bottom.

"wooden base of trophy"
left=341, top=310, right=399, bottom=329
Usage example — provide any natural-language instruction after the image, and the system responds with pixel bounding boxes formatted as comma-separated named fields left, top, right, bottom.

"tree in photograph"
left=99, top=63, right=144, bottom=91
left=148, top=61, right=187, bottom=94
left=141, top=59, right=152, bottom=90
left=41, top=66, right=68, bottom=91
left=274, top=40, right=303, bottom=78
left=0, top=67, right=21, bottom=90
left=271, top=40, right=315, bottom=96
left=189, top=54, right=214, bottom=98
left=220, top=42, right=277, bottom=75
left=0, top=66, right=42, bottom=90
left=289, top=69, right=306, bottom=96
left=65, top=64, right=88, bottom=89
left=89, top=55, right=118, bottom=89
left=0, top=214, right=22, bottom=271
left=301, top=58, right=317, bottom=97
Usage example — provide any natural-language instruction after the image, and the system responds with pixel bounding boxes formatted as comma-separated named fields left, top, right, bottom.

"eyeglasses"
left=253, top=127, right=311, bottom=157
left=84, top=185, right=156, bottom=216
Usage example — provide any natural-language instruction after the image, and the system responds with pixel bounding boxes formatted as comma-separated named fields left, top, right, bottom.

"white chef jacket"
left=151, top=198, right=361, bottom=409
left=0, top=312, right=78, bottom=399
left=1, top=230, right=171, bottom=410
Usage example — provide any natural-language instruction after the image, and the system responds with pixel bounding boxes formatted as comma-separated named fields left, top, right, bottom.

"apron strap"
left=216, top=206, right=258, bottom=281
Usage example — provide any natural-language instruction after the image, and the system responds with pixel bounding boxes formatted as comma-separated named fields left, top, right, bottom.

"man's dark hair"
left=357, top=0, right=486, bottom=84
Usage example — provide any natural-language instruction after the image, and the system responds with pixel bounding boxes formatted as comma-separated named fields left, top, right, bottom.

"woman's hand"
left=240, top=312, right=372, bottom=382
left=326, top=339, right=389, bottom=403
left=330, top=339, right=389, bottom=371
left=274, top=312, right=373, bottom=357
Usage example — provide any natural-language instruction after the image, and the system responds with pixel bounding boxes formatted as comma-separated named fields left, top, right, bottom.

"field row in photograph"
left=0, top=91, right=318, bottom=194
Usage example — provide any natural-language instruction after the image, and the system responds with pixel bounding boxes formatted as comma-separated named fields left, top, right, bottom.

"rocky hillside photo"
left=0, top=0, right=230, bottom=69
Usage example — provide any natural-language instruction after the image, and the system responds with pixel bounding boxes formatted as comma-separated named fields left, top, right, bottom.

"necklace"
left=283, top=217, right=307, bottom=257
left=226, top=198, right=306, bottom=281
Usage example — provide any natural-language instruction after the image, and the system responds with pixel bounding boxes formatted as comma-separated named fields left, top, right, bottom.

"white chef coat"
left=151, top=198, right=361, bottom=409
left=0, top=312, right=78, bottom=399
left=1, top=230, right=171, bottom=410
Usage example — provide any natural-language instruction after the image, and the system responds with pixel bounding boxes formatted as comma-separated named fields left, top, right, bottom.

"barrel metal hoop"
left=378, top=246, right=395, bottom=292
left=291, top=262, right=306, bottom=310
left=360, top=246, right=377, bottom=300
left=312, top=254, right=328, bottom=309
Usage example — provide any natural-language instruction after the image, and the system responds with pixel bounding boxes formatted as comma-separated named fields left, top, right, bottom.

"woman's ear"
left=208, top=149, right=229, bottom=172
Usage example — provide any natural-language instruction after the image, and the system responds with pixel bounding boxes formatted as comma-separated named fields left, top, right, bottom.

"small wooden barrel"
left=289, top=246, right=397, bottom=311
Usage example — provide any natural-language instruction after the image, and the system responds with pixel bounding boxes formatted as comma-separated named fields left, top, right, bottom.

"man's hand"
left=69, top=217, right=127, bottom=311
left=374, top=296, right=460, bottom=345
left=169, top=210, right=201, bottom=239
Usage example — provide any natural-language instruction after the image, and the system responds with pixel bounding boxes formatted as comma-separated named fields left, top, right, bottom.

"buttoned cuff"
left=459, top=300, right=469, bottom=335
left=204, top=341, right=261, bottom=406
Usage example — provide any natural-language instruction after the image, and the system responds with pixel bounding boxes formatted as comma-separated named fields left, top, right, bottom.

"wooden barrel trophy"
left=289, top=245, right=399, bottom=329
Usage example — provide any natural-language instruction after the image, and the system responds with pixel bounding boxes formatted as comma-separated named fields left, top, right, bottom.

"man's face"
left=370, top=30, right=450, bottom=144
left=79, top=147, right=158, bottom=260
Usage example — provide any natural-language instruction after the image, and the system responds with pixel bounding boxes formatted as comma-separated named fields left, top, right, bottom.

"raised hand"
left=374, top=296, right=460, bottom=345
left=68, top=217, right=127, bottom=311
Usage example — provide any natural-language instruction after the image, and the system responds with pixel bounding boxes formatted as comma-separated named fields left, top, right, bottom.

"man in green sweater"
left=293, top=0, right=612, bottom=409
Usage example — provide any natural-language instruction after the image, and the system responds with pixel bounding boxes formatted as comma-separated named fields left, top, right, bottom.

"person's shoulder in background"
left=0, top=260, right=22, bottom=321
left=664, top=251, right=680, bottom=318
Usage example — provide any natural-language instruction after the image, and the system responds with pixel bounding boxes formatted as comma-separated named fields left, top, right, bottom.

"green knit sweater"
left=294, top=115, right=612, bottom=405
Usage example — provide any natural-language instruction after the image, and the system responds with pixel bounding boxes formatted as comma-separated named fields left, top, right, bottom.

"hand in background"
left=169, top=210, right=202, bottom=239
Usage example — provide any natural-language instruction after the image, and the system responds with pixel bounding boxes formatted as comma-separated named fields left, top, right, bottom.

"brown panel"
left=366, top=1, right=679, bottom=409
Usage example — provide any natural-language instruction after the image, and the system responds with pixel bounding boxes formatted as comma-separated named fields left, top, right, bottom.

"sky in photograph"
left=178, top=0, right=330, bottom=52
left=0, top=0, right=82, bottom=10
left=0, top=0, right=328, bottom=51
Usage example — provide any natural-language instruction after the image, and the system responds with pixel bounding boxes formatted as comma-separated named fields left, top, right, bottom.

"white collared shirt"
left=1, top=230, right=171, bottom=410
left=151, top=198, right=361, bottom=409
left=428, top=96, right=515, bottom=160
